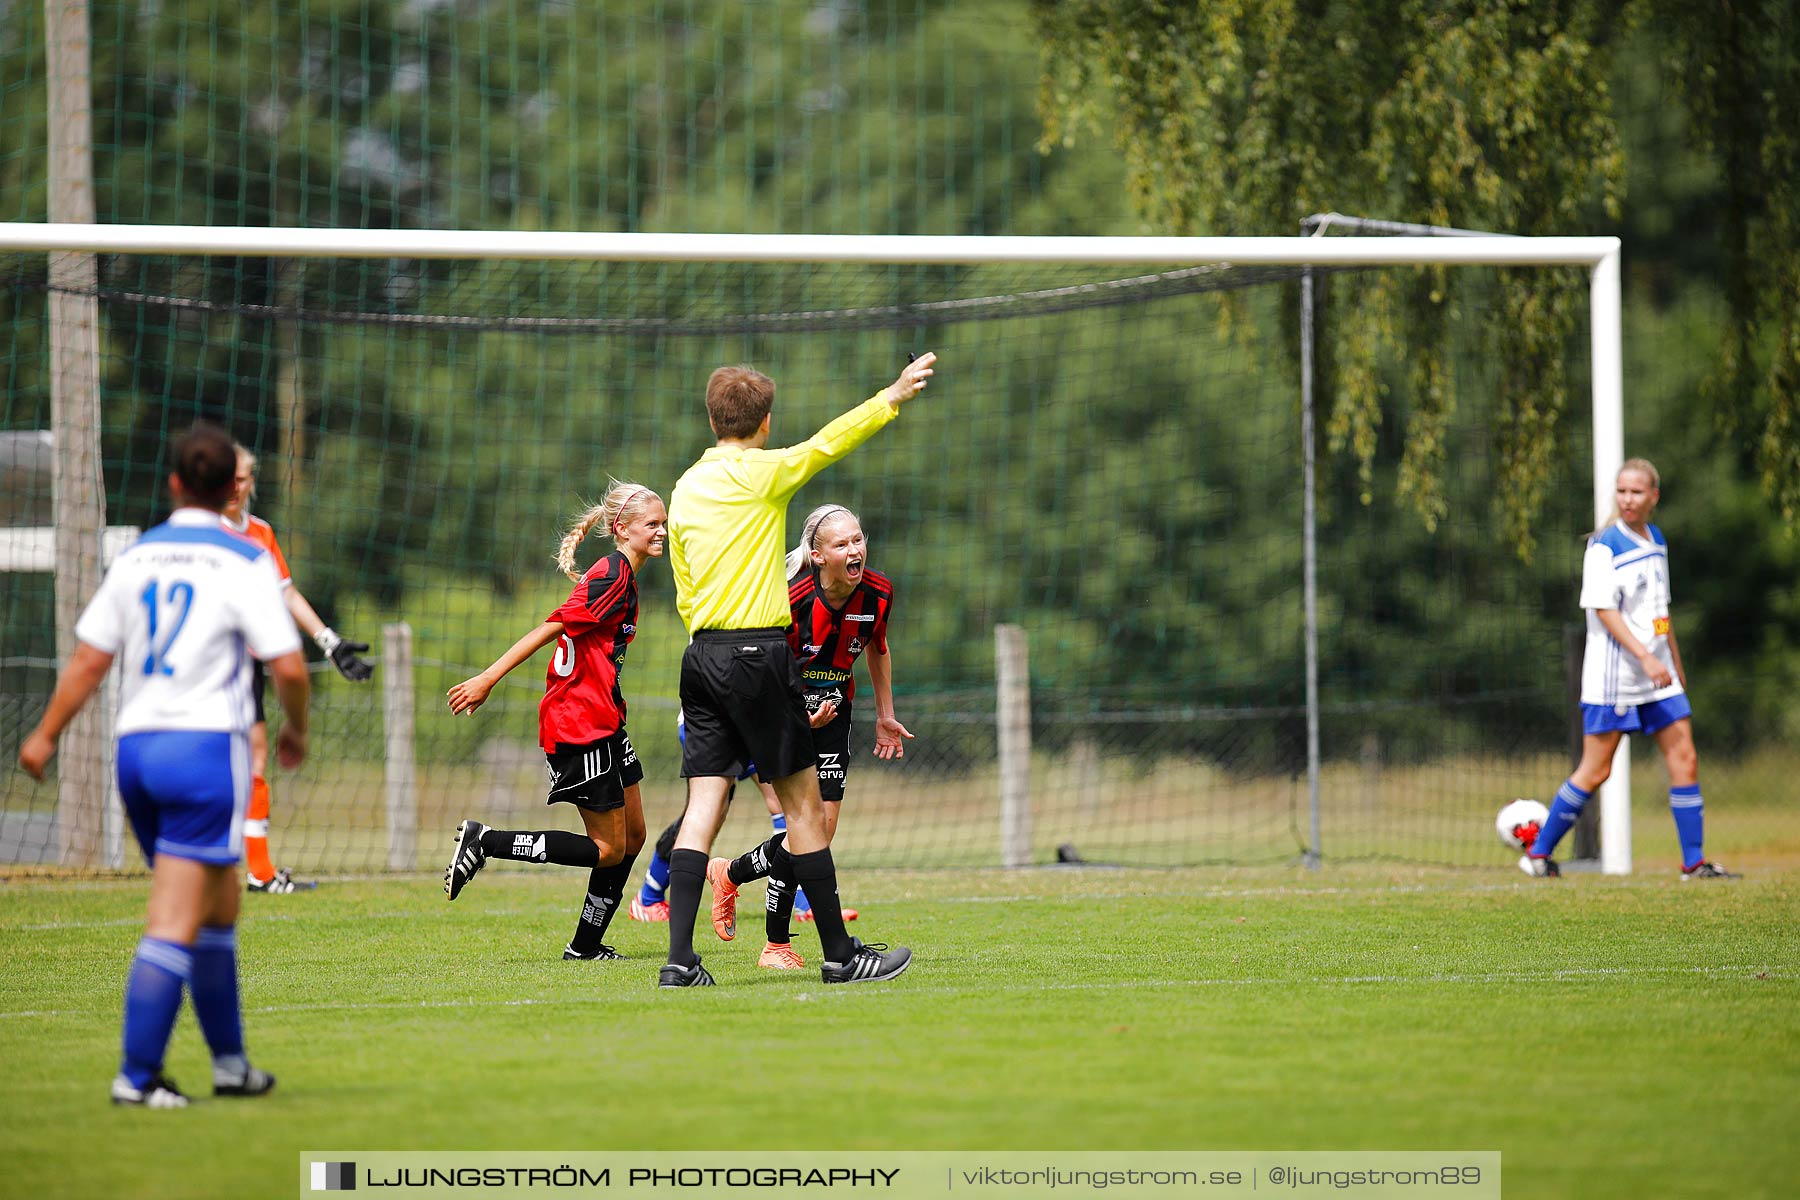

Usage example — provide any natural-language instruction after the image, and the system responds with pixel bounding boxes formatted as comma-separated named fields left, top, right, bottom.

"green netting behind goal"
left=2, top=254, right=1599, bottom=872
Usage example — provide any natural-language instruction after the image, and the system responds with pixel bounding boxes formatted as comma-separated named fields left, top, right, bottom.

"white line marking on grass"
left=5, top=963, right=1787, bottom=1022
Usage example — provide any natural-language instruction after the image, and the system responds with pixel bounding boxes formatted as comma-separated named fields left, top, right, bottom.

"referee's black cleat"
left=563, top=943, right=625, bottom=961
left=820, top=938, right=912, bottom=985
left=445, top=819, right=490, bottom=900
left=657, top=958, right=716, bottom=988
left=213, top=1062, right=277, bottom=1097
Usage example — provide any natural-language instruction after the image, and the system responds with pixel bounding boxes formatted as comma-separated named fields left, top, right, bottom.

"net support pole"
left=1300, top=268, right=1322, bottom=871
left=996, top=624, right=1032, bottom=868
left=46, top=0, right=107, bottom=868
left=383, top=622, right=417, bottom=871
left=102, top=662, right=123, bottom=868
left=1590, top=249, right=1631, bottom=876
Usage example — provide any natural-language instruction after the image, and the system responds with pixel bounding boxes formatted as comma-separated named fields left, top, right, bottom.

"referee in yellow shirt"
left=658, top=353, right=935, bottom=987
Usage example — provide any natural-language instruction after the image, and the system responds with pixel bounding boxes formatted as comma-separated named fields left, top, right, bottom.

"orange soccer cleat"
left=757, top=941, right=807, bottom=970
left=629, top=896, right=670, bottom=922
left=706, top=857, right=738, bottom=940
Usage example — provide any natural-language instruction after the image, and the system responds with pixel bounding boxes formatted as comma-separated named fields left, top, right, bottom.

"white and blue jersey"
left=1579, top=519, right=1682, bottom=711
left=72, top=508, right=301, bottom=864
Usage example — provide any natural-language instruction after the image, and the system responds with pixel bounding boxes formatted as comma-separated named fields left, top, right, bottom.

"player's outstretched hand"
left=873, top=715, right=914, bottom=760
left=17, top=731, right=55, bottom=780
left=884, top=351, right=935, bottom=408
left=808, top=699, right=839, bottom=729
left=276, top=725, right=307, bottom=770
left=448, top=674, right=494, bottom=716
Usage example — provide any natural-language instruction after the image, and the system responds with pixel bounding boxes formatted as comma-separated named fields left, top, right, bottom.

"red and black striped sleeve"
left=787, top=573, right=816, bottom=654
left=585, top=553, right=635, bottom=625
left=864, top=568, right=894, bottom=655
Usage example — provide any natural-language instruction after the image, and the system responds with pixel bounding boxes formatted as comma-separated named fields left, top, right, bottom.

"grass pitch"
left=3, top=864, right=1796, bottom=1200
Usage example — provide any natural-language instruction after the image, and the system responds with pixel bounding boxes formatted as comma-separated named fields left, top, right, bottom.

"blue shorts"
left=1581, top=692, right=1693, bottom=737
left=117, top=731, right=251, bottom=866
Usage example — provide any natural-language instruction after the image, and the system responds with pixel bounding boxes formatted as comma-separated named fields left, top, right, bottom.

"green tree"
left=1034, top=0, right=1800, bottom=543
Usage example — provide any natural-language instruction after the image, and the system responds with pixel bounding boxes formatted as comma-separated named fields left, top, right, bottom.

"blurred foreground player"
left=19, top=423, right=310, bottom=1106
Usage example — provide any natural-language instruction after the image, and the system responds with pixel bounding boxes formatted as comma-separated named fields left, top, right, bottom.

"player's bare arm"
left=868, top=646, right=913, bottom=760
left=267, top=650, right=311, bottom=769
left=1666, top=626, right=1687, bottom=690
left=449, top=620, right=566, bottom=715
left=1595, top=608, right=1672, bottom=689
left=16, top=642, right=115, bottom=780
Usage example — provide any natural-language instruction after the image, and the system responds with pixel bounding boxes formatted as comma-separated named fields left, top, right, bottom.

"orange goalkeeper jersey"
left=223, top=513, right=293, bottom=586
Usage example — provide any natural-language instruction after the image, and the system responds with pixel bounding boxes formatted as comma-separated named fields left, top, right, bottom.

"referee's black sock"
left=728, top=832, right=788, bottom=887
left=665, top=848, right=707, bottom=968
left=479, top=828, right=600, bottom=868
left=790, top=847, right=854, bottom=962
left=568, top=851, right=638, bottom=956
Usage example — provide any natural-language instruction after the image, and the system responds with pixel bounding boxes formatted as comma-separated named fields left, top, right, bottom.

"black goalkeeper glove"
left=314, top=628, right=375, bottom=682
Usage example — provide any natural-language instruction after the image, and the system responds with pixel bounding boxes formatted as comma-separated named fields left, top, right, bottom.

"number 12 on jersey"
left=140, top=579, right=195, bottom=676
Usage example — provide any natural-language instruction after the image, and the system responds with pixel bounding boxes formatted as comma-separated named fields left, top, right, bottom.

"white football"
left=1496, top=798, right=1550, bottom=851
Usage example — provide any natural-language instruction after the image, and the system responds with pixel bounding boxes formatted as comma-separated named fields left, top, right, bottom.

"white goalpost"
left=0, top=222, right=1629, bottom=874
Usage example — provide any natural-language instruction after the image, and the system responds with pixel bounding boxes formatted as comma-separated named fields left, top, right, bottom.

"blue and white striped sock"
left=1670, top=784, right=1704, bottom=869
left=120, top=937, right=193, bottom=1089
left=638, top=852, right=670, bottom=905
left=1533, top=779, right=1592, bottom=860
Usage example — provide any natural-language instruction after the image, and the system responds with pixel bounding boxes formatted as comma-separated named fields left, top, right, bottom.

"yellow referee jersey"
left=669, top=394, right=897, bottom=633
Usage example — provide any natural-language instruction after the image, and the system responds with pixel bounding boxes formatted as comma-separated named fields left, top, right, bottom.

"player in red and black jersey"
left=441, top=482, right=665, bottom=962
left=707, top=504, right=914, bottom=970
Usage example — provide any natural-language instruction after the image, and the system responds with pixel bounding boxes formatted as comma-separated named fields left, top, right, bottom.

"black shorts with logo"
left=809, top=706, right=852, bottom=803
left=544, top=728, right=643, bottom=814
left=679, top=627, right=815, bottom=783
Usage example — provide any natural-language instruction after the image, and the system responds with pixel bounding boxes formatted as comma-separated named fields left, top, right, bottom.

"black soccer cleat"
left=563, top=944, right=624, bottom=961
left=1681, top=860, right=1740, bottom=880
left=1519, top=855, right=1560, bottom=878
left=213, top=1063, right=277, bottom=1097
left=657, top=958, right=716, bottom=988
left=111, top=1073, right=188, bottom=1109
left=445, top=820, right=490, bottom=900
left=820, top=938, right=912, bottom=985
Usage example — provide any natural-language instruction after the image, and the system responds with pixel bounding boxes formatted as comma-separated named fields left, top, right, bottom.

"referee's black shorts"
left=679, top=628, right=816, bottom=783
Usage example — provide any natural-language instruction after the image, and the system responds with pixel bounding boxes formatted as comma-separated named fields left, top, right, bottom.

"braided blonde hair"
left=556, top=480, right=660, bottom=581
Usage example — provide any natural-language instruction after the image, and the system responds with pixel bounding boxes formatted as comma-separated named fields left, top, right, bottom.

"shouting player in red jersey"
left=224, top=445, right=374, bottom=894
left=707, top=503, right=914, bottom=970
left=443, top=482, right=666, bottom=962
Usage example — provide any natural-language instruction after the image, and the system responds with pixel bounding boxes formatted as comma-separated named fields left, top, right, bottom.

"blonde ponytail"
left=555, top=479, right=660, bottom=580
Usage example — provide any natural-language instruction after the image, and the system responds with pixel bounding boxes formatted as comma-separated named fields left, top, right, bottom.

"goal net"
left=0, top=231, right=1622, bottom=874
